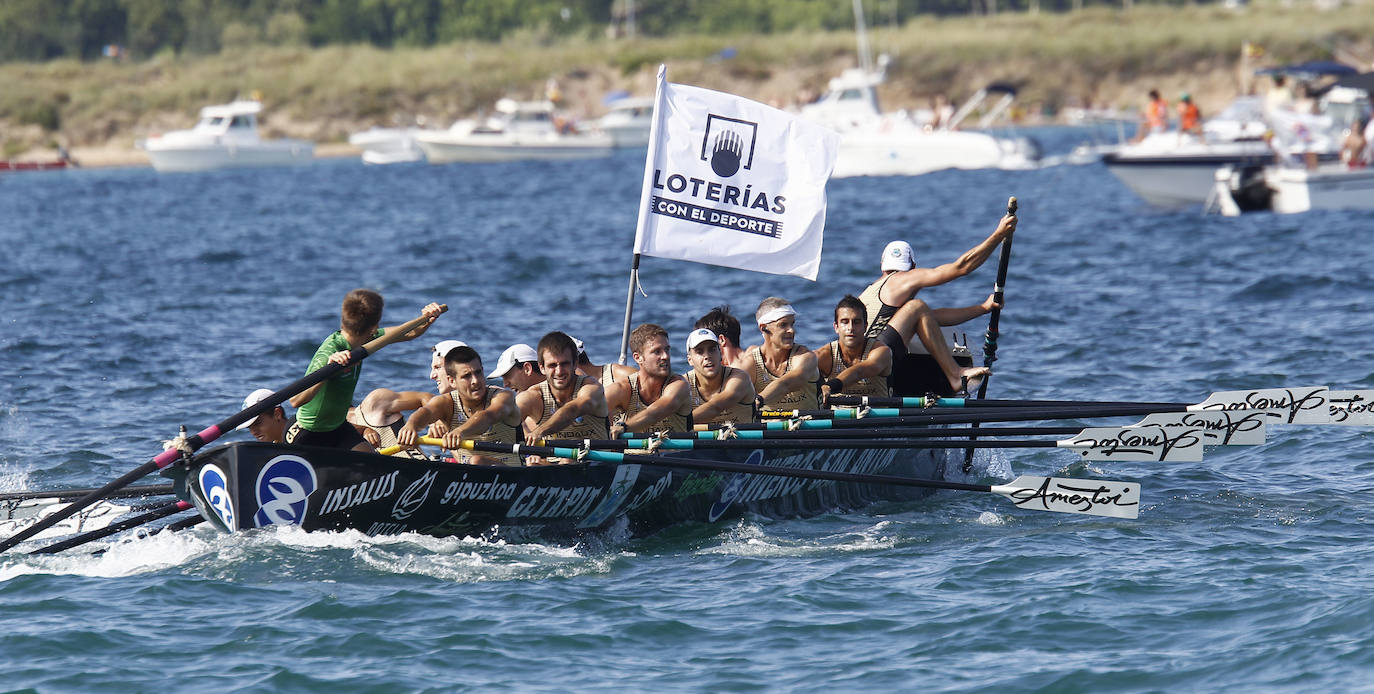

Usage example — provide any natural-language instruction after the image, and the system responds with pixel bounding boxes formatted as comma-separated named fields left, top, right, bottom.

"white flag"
left=632, top=66, right=840, bottom=281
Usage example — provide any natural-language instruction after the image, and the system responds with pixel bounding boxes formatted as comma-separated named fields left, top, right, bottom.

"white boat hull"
left=830, top=128, right=1037, bottom=178
left=142, top=142, right=314, bottom=172
left=1268, top=165, right=1374, bottom=214
left=1104, top=138, right=1274, bottom=209
left=349, top=128, right=425, bottom=165
left=416, top=133, right=614, bottom=163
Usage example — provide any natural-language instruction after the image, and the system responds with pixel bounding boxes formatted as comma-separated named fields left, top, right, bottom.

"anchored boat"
left=138, top=100, right=314, bottom=172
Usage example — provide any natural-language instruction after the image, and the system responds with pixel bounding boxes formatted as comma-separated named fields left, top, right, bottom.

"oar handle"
left=977, top=196, right=1016, bottom=399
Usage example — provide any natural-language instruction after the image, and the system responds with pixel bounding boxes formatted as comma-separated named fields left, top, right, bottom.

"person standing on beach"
left=286, top=289, right=443, bottom=452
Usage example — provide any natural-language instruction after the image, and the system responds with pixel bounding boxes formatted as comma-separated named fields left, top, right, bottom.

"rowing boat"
left=171, top=439, right=951, bottom=541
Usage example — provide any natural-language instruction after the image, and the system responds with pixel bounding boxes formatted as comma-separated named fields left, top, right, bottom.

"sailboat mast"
left=853, top=0, right=874, bottom=78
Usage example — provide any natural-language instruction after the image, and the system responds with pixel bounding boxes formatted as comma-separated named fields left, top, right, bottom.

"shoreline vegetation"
left=3, top=4, right=1372, bottom=167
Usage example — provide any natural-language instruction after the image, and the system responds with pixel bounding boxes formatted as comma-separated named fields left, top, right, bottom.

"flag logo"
left=632, top=66, right=839, bottom=281
left=702, top=114, right=757, bottom=177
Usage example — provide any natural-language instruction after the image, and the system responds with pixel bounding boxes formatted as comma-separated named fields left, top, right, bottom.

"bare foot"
left=948, top=366, right=990, bottom=395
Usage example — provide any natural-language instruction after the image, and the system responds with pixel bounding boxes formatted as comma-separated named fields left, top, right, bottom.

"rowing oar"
left=823, top=386, right=1374, bottom=426
left=458, top=440, right=1139, bottom=519
left=0, top=483, right=175, bottom=503
left=0, top=305, right=447, bottom=555
left=623, top=408, right=1269, bottom=446
left=963, top=195, right=1017, bottom=471
left=761, top=404, right=1190, bottom=421
left=29, top=501, right=193, bottom=555
left=625, top=425, right=1087, bottom=439
left=745, top=404, right=1195, bottom=428
left=555, top=418, right=1217, bottom=462
left=826, top=395, right=1182, bottom=409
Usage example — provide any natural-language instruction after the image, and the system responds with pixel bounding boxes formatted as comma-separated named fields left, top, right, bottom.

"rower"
left=859, top=211, right=1014, bottom=395
left=814, top=295, right=892, bottom=402
left=569, top=334, right=632, bottom=387
left=694, top=305, right=746, bottom=366
left=515, top=331, right=610, bottom=464
left=684, top=328, right=756, bottom=426
left=398, top=345, right=522, bottom=466
left=489, top=343, right=544, bottom=392
left=735, top=297, right=820, bottom=411
left=287, top=289, right=443, bottom=452
left=237, top=388, right=293, bottom=443
left=348, top=339, right=469, bottom=459
left=605, top=323, right=693, bottom=436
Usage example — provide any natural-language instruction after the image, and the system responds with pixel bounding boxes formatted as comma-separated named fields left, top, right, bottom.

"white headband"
left=756, top=305, right=797, bottom=326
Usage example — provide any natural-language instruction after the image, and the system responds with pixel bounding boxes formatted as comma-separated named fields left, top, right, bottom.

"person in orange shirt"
left=1134, top=89, right=1169, bottom=142
left=1178, top=93, right=1203, bottom=135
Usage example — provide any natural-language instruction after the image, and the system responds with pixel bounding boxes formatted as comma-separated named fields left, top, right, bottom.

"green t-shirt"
left=295, top=328, right=383, bottom=432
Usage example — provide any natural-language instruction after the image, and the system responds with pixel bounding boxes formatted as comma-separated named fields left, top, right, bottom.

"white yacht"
left=797, top=1, right=1038, bottom=178
left=595, top=97, right=655, bottom=148
left=414, top=99, right=613, bottom=163
left=138, top=100, right=313, bottom=172
left=348, top=126, right=425, bottom=165
left=1103, top=133, right=1276, bottom=209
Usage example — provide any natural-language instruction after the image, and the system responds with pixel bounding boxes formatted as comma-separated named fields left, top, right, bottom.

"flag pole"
left=617, top=252, right=643, bottom=365
left=619, top=65, right=669, bottom=364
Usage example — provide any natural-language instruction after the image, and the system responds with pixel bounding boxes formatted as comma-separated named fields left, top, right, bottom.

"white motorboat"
left=138, top=100, right=313, bottom=172
left=1268, top=164, right=1374, bottom=214
left=797, top=1, right=1038, bottom=178
left=595, top=97, right=655, bottom=148
left=1103, top=132, right=1275, bottom=209
left=1212, top=163, right=1374, bottom=215
left=348, top=126, right=425, bottom=165
left=414, top=99, right=613, bottom=163
left=815, top=82, right=1040, bottom=178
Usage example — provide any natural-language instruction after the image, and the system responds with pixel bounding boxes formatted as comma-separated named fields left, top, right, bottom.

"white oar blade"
left=1188, top=386, right=1329, bottom=425
left=1326, top=391, right=1374, bottom=425
left=992, top=475, right=1140, bottom=519
left=2, top=497, right=63, bottom=522
left=0, top=500, right=132, bottom=542
left=1133, top=411, right=1268, bottom=446
left=1058, top=425, right=1206, bottom=462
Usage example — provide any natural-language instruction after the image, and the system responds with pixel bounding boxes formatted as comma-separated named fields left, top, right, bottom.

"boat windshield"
left=229, top=115, right=254, bottom=129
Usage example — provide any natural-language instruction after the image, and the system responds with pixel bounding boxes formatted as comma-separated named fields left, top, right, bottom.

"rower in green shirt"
left=285, top=288, right=444, bottom=452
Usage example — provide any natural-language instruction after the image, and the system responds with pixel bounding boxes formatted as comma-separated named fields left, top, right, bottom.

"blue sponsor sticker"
left=707, top=449, right=764, bottom=522
left=253, top=455, right=318, bottom=528
left=198, top=463, right=235, bottom=530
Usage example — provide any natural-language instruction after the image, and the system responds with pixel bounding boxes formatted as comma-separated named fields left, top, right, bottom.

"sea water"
left=2, top=129, right=1373, bottom=692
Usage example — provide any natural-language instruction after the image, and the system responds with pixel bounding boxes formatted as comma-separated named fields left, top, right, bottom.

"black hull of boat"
left=172, top=441, right=956, bottom=542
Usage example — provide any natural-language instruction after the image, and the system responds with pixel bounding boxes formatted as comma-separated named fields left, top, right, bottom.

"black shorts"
left=285, top=420, right=368, bottom=450
left=878, top=325, right=967, bottom=397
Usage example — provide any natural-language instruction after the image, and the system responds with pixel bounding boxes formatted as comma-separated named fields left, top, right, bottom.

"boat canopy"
left=197, top=100, right=264, bottom=119
left=1256, top=61, right=1358, bottom=78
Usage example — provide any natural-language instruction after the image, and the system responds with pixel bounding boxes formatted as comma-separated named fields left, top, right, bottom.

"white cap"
left=685, top=328, right=719, bottom=351
left=490, top=343, right=538, bottom=378
left=568, top=335, right=586, bottom=355
left=881, top=240, right=915, bottom=272
left=236, top=388, right=276, bottom=430
left=433, top=339, right=468, bottom=358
